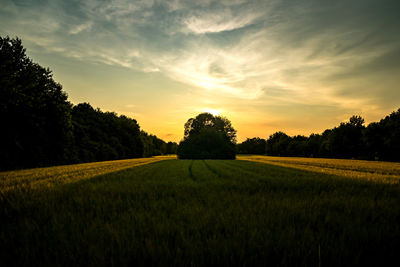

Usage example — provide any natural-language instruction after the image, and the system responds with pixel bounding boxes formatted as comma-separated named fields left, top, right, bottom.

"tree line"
left=0, top=36, right=176, bottom=170
left=3, top=35, right=400, bottom=169
left=238, top=112, right=400, bottom=162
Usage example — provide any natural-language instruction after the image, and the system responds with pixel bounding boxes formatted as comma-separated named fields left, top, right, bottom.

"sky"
left=1, top=0, right=400, bottom=142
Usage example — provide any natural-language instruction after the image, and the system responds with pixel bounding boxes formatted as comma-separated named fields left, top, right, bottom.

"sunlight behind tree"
left=202, top=108, right=221, bottom=116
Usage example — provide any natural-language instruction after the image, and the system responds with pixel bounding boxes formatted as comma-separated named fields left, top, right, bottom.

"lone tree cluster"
left=177, top=113, right=236, bottom=159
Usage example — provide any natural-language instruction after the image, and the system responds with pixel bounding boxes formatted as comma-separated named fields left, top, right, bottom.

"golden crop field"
left=1, top=156, right=399, bottom=266
left=238, top=155, right=400, bottom=184
left=0, top=155, right=175, bottom=192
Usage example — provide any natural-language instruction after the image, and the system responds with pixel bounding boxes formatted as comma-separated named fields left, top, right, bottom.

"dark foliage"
left=178, top=113, right=236, bottom=159
left=364, top=110, right=400, bottom=161
left=70, top=103, right=144, bottom=162
left=166, top=141, right=178, bottom=155
left=260, top=112, right=400, bottom=161
left=265, top=132, right=291, bottom=156
left=141, top=131, right=165, bottom=157
left=0, top=36, right=73, bottom=169
left=140, top=133, right=177, bottom=157
left=237, top=137, right=267, bottom=155
left=0, top=36, right=175, bottom=170
left=69, top=104, right=177, bottom=162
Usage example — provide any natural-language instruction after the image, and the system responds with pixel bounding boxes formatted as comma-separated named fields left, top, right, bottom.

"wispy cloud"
left=183, top=9, right=261, bottom=34
left=69, top=22, right=92, bottom=35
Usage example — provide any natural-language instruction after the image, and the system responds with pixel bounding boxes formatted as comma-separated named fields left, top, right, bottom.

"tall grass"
left=0, top=156, right=174, bottom=192
left=239, top=155, right=400, bottom=183
left=1, top=158, right=399, bottom=266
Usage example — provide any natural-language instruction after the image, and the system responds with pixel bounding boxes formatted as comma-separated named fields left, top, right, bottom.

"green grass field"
left=1, top=157, right=399, bottom=266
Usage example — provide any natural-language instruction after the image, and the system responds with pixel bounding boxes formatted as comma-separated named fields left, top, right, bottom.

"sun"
left=203, top=108, right=221, bottom=116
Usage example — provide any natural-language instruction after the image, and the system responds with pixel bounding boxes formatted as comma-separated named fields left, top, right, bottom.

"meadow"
left=1, top=156, right=399, bottom=266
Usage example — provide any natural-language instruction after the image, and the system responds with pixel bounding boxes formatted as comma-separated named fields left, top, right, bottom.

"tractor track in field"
left=188, top=160, right=196, bottom=181
left=202, top=160, right=222, bottom=177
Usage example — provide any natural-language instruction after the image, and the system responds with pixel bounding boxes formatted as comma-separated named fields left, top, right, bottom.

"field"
left=240, top=155, right=400, bottom=183
left=0, top=156, right=174, bottom=192
left=1, top=156, right=399, bottom=266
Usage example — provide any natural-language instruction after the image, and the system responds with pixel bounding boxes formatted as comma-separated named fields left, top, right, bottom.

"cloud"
left=183, top=9, right=261, bottom=34
left=143, top=67, right=160, bottom=73
left=69, top=22, right=92, bottom=35
left=124, top=104, right=136, bottom=108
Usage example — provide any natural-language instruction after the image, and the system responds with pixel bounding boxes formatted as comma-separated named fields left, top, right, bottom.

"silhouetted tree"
left=364, top=109, right=400, bottom=161
left=71, top=103, right=143, bottom=162
left=266, top=131, right=291, bottom=156
left=363, top=122, right=383, bottom=160
left=166, top=141, right=178, bottom=154
left=305, top=133, right=322, bottom=157
left=287, top=135, right=308, bottom=156
left=323, top=115, right=365, bottom=158
left=178, top=113, right=236, bottom=159
left=261, top=112, right=400, bottom=162
left=141, top=131, right=168, bottom=157
left=237, top=137, right=266, bottom=154
left=183, top=113, right=236, bottom=143
left=0, top=36, right=73, bottom=169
